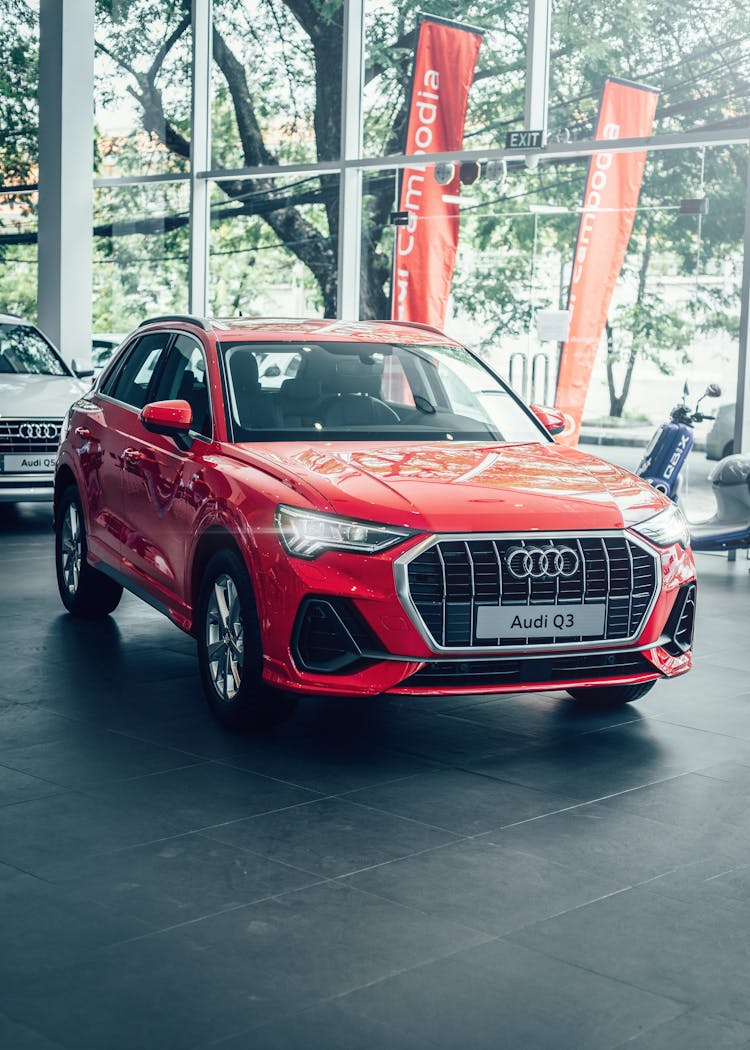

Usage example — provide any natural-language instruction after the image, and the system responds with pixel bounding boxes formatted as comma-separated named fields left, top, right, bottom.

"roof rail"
left=378, top=319, right=446, bottom=337
left=138, top=314, right=211, bottom=332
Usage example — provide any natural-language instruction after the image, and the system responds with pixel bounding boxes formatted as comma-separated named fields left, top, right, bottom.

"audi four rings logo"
left=506, top=545, right=579, bottom=579
left=18, top=423, right=60, bottom=440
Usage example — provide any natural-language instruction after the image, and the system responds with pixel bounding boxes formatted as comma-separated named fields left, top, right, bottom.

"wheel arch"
left=189, top=523, right=261, bottom=634
left=53, top=463, right=78, bottom=526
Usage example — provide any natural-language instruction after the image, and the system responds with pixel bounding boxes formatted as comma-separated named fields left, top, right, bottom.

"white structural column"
left=525, top=0, right=552, bottom=137
left=337, top=0, right=365, bottom=321
left=189, top=0, right=212, bottom=315
left=37, top=0, right=95, bottom=365
left=733, top=156, right=750, bottom=453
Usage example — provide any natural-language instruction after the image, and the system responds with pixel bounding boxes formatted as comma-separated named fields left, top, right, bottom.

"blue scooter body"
left=636, top=422, right=695, bottom=500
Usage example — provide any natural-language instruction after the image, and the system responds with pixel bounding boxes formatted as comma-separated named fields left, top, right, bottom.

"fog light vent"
left=663, top=583, right=697, bottom=656
left=292, top=597, right=379, bottom=674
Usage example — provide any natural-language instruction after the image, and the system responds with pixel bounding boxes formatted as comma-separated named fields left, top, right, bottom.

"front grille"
left=403, top=534, right=659, bottom=649
left=0, top=418, right=62, bottom=454
left=407, top=651, right=656, bottom=688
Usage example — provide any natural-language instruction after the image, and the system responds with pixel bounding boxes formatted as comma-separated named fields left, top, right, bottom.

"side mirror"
left=262, top=364, right=281, bottom=378
left=706, top=383, right=722, bottom=398
left=140, top=399, right=192, bottom=439
left=71, top=358, right=95, bottom=379
left=531, top=404, right=566, bottom=436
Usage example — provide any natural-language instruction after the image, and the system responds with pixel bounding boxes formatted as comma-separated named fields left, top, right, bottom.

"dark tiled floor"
left=2, top=502, right=750, bottom=1048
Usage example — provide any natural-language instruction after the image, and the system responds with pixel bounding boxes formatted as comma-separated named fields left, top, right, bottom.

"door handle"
left=121, top=448, right=147, bottom=464
left=75, top=426, right=91, bottom=440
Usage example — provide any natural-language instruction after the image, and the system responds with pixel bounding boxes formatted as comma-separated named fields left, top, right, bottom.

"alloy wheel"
left=61, top=502, right=83, bottom=595
left=206, top=573, right=244, bottom=702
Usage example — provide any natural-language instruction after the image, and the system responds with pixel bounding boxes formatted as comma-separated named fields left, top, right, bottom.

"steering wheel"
left=321, top=393, right=401, bottom=426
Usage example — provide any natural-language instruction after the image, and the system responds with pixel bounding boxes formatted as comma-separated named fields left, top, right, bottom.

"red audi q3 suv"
left=54, top=316, right=696, bottom=729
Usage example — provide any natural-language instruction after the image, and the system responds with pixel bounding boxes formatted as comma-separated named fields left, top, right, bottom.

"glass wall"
left=94, top=1, right=191, bottom=178
left=0, top=0, right=39, bottom=314
left=211, top=0, right=343, bottom=167
left=93, top=182, right=190, bottom=333
left=0, top=0, right=747, bottom=438
left=549, top=0, right=750, bottom=139
left=209, top=173, right=340, bottom=317
left=363, top=1, right=528, bottom=157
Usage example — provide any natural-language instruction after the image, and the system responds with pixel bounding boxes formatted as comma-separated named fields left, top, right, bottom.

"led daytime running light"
left=275, top=505, right=414, bottom=559
left=632, top=503, right=691, bottom=548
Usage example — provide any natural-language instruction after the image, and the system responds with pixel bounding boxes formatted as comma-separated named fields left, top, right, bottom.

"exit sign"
left=505, top=130, right=545, bottom=149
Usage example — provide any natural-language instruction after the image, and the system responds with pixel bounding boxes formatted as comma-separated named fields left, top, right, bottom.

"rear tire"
left=567, top=681, right=656, bottom=707
left=55, top=484, right=123, bottom=618
left=196, top=549, right=298, bottom=731
left=722, top=440, right=734, bottom=459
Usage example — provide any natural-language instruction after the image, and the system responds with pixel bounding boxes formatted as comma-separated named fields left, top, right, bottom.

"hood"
left=233, top=440, right=667, bottom=533
left=0, top=373, right=88, bottom=419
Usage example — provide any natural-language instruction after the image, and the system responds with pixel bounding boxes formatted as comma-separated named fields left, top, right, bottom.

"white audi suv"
left=0, top=315, right=89, bottom=502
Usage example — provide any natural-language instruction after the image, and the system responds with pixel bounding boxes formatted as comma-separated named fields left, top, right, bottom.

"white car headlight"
left=632, top=503, right=691, bottom=549
left=275, top=505, right=416, bottom=559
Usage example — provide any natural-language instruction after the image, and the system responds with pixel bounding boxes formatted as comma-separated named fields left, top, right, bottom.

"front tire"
left=196, top=549, right=298, bottom=731
left=55, top=484, right=123, bottom=618
left=567, top=681, right=656, bottom=707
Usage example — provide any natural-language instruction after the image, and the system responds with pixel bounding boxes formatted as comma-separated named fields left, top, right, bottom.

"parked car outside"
left=0, top=314, right=89, bottom=502
left=54, top=316, right=696, bottom=730
left=92, top=333, right=127, bottom=376
left=706, top=402, right=735, bottom=460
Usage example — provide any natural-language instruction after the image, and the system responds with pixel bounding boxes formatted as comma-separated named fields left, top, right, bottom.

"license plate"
left=0, top=453, right=57, bottom=473
left=476, top=603, right=606, bottom=640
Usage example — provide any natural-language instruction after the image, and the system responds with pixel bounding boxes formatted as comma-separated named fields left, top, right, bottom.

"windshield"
left=220, top=340, right=546, bottom=444
left=0, top=323, right=68, bottom=376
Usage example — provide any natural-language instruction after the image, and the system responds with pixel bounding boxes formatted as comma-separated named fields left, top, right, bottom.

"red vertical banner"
left=391, top=17, right=482, bottom=328
left=555, top=78, right=659, bottom=444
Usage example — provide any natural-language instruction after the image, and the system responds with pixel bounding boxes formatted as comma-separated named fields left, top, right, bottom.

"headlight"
left=275, top=504, right=416, bottom=559
left=632, top=503, right=691, bottom=548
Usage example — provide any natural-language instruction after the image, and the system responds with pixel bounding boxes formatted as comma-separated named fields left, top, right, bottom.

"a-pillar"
left=37, top=0, right=95, bottom=367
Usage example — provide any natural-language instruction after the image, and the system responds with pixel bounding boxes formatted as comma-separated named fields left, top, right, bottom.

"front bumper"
left=0, top=473, right=55, bottom=502
left=258, top=532, right=696, bottom=698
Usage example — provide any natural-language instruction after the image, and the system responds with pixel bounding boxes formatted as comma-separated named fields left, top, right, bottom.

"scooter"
left=690, top=454, right=750, bottom=552
left=636, top=382, right=750, bottom=553
left=636, top=381, right=721, bottom=500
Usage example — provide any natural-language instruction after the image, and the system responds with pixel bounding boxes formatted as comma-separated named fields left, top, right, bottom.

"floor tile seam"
left=467, top=769, right=701, bottom=836
left=448, top=760, right=584, bottom=804
left=694, top=765, right=750, bottom=785
left=0, top=757, right=210, bottom=793
left=426, top=708, right=541, bottom=742
left=606, top=1009, right=743, bottom=1050
left=333, top=795, right=467, bottom=838
left=92, top=877, right=336, bottom=949
left=193, top=830, right=334, bottom=882
left=0, top=757, right=73, bottom=793
left=380, top=739, right=508, bottom=765
left=497, top=924, right=695, bottom=1012
left=329, top=834, right=476, bottom=882
left=208, top=939, right=505, bottom=1049
left=647, top=714, right=750, bottom=745
left=429, top=706, right=643, bottom=742
left=152, top=793, right=341, bottom=837
left=196, top=938, right=499, bottom=1050
left=0, top=1006, right=75, bottom=1050
left=100, top=727, right=330, bottom=798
